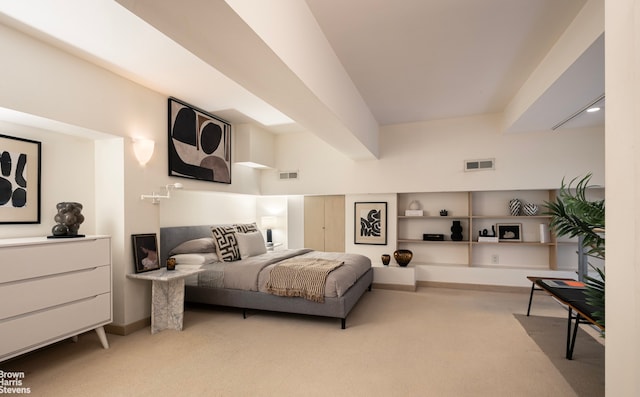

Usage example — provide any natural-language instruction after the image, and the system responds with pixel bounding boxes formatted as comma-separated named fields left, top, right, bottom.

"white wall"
left=286, top=195, right=304, bottom=249
left=160, top=190, right=257, bottom=227
left=605, top=0, right=639, bottom=393
left=262, top=113, right=604, bottom=196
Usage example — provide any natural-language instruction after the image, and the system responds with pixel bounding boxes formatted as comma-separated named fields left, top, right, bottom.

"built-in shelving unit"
left=397, top=190, right=560, bottom=270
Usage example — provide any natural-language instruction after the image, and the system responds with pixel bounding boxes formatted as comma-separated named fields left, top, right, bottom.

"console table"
left=0, top=236, right=112, bottom=361
left=128, top=268, right=204, bottom=334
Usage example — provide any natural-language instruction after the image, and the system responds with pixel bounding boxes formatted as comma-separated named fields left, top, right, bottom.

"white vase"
left=409, top=200, right=420, bottom=210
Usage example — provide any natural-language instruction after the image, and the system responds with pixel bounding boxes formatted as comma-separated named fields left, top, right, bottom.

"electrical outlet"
left=491, top=254, right=499, bottom=264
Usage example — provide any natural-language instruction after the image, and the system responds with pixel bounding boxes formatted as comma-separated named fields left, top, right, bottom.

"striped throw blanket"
left=266, top=258, right=344, bottom=303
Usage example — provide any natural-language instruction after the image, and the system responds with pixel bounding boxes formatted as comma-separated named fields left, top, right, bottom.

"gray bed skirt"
left=185, top=267, right=373, bottom=329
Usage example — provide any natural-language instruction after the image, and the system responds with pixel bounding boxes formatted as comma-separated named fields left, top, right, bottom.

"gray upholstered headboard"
left=159, top=225, right=214, bottom=267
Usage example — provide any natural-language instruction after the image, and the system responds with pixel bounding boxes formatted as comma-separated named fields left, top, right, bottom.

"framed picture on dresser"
left=0, top=134, right=41, bottom=224
left=132, top=233, right=160, bottom=273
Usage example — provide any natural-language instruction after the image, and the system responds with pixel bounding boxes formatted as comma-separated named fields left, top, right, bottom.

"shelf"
left=471, top=215, right=552, bottom=219
left=398, top=239, right=468, bottom=244
left=398, top=215, right=469, bottom=219
left=397, top=190, right=559, bottom=269
left=472, top=241, right=555, bottom=246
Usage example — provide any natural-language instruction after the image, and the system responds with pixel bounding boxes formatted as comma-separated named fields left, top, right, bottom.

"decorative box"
left=405, top=210, right=424, bottom=216
left=478, top=236, right=499, bottom=243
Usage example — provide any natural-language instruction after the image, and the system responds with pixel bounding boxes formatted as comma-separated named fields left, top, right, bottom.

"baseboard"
left=417, top=280, right=529, bottom=294
left=104, top=317, right=150, bottom=336
left=372, top=282, right=416, bottom=292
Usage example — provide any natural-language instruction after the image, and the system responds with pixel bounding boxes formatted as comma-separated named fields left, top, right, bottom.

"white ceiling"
left=307, top=0, right=590, bottom=125
left=0, top=0, right=603, bottom=159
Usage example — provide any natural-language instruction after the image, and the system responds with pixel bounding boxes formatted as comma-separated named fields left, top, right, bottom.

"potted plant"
left=544, top=174, right=605, bottom=328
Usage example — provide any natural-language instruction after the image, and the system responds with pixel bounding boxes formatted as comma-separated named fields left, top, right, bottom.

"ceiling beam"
left=116, top=0, right=379, bottom=160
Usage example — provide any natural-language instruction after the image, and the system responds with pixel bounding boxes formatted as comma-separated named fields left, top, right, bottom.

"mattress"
left=179, top=248, right=370, bottom=298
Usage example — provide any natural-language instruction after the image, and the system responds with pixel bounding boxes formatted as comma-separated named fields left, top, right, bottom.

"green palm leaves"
left=545, top=174, right=605, bottom=329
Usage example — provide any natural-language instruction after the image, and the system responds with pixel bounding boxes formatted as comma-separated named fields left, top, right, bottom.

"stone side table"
left=128, top=268, right=204, bottom=334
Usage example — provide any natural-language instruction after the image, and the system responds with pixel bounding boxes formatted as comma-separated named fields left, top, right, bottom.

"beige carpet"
left=1, top=287, right=597, bottom=396
left=514, top=314, right=604, bottom=397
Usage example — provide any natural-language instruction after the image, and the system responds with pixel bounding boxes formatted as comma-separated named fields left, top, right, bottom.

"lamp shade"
left=261, top=216, right=276, bottom=230
left=133, top=138, right=155, bottom=166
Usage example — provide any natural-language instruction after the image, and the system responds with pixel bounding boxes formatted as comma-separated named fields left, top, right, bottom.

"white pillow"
left=170, top=253, right=219, bottom=265
left=168, top=238, right=216, bottom=255
left=236, top=232, right=267, bottom=259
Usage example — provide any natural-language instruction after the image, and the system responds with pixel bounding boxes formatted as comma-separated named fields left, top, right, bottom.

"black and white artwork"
left=168, top=97, right=232, bottom=184
left=0, top=134, right=41, bottom=224
left=497, top=223, right=522, bottom=242
left=354, top=202, right=387, bottom=245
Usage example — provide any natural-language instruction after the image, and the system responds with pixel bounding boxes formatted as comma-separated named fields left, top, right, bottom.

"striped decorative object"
left=266, top=258, right=344, bottom=303
left=509, top=199, right=522, bottom=216
left=523, top=203, right=539, bottom=216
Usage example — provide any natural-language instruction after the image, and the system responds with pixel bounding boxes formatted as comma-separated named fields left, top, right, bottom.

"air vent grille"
left=464, top=158, right=495, bottom=172
left=278, top=170, right=299, bottom=180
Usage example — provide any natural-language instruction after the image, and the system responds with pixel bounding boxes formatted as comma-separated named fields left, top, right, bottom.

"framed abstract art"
left=168, top=97, right=232, bottom=184
left=0, top=134, right=41, bottom=224
left=354, top=202, right=387, bottom=245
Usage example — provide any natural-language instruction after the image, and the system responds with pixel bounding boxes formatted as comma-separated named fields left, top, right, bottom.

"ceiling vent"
left=278, top=170, right=299, bottom=180
left=464, top=158, right=495, bottom=172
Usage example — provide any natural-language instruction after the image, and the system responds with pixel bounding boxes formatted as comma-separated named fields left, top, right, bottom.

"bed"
left=160, top=225, right=373, bottom=329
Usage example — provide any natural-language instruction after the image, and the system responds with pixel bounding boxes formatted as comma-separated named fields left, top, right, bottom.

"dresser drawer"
left=0, top=265, right=111, bottom=320
left=0, top=293, right=111, bottom=361
left=0, top=237, right=110, bottom=283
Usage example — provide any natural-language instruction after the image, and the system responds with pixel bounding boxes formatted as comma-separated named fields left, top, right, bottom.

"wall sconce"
left=141, top=183, right=183, bottom=204
left=133, top=138, right=155, bottom=166
left=261, top=216, right=276, bottom=246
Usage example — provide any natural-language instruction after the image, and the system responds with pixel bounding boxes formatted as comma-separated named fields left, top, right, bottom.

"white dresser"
left=0, top=236, right=112, bottom=361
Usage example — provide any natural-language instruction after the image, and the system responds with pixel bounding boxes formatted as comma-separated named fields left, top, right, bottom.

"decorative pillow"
left=170, top=253, right=219, bottom=265
left=168, top=238, right=216, bottom=256
left=236, top=232, right=267, bottom=259
left=211, top=225, right=240, bottom=262
left=234, top=222, right=258, bottom=233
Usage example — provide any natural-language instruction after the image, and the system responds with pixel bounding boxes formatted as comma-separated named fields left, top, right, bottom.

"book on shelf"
left=477, top=236, right=499, bottom=242
left=404, top=210, right=424, bottom=216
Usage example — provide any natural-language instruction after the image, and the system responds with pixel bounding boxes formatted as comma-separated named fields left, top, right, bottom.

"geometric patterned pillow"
left=234, top=222, right=258, bottom=233
left=211, top=225, right=240, bottom=262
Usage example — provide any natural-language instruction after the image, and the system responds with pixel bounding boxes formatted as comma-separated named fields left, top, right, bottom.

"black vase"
left=451, top=220, right=463, bottom=241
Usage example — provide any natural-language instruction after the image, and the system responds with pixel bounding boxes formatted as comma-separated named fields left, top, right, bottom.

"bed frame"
left=160, top=225, right=373, bottom=329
